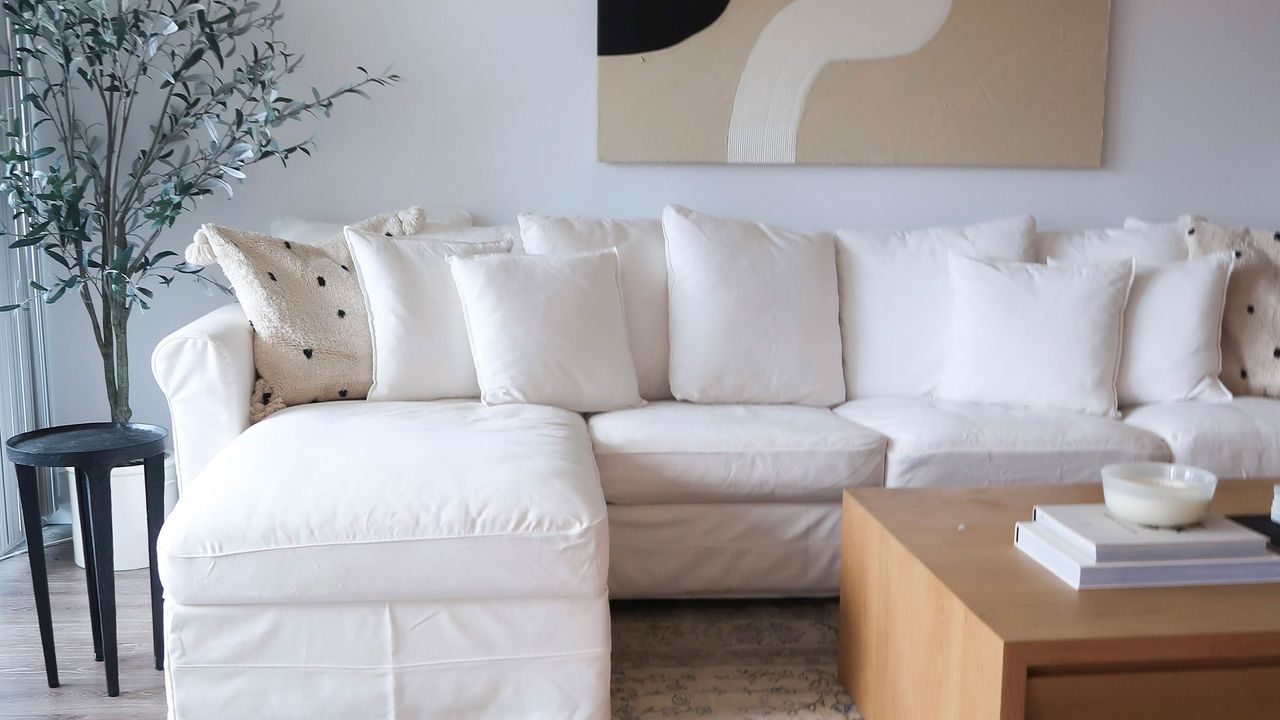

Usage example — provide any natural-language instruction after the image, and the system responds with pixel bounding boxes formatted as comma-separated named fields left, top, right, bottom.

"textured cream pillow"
left=1180, top=216, right=1280, bottom=397
left=186, top=208, right=430, bottom=420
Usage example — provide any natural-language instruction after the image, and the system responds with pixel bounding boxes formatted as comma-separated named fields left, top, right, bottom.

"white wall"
left=42, top=0, right=1280, bottom=428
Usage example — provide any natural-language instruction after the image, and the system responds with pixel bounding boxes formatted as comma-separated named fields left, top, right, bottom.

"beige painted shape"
left=796, top=0, right=1111, bottom=166
left=598, top=0, right=791, bottom=163
left=599, top=0, right=1111, bottom=167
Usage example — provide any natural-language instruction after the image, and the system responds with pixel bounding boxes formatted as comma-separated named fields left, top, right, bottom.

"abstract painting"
left=598, top=0, right=1112, bottom=166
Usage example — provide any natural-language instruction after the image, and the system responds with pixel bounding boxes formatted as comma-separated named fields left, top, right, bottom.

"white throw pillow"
left=345, top=226, right=515, bottom=401
left=937, top=255, right=1136, bottom=416
left=834, top=216, right=1035, bottom=398
left=662, top=205, right=844, bottom=406
left=1036, top=224, right=1188, bottom=264
left=1050, top=254, right=1235, bottom=407
left=449, top=250, right=643, bottom=412
left=518, top=213, right=670, bottom=399
left=272, top=208, right=473, bottom=247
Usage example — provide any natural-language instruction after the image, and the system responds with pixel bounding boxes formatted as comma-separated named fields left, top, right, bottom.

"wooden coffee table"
left=838, top=480, right=1280, bottom=720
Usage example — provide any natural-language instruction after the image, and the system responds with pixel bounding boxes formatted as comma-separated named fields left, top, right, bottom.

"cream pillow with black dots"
left=1182, top=216, right=1280, bottom=397
left=186, top=208, right=429, bottom=421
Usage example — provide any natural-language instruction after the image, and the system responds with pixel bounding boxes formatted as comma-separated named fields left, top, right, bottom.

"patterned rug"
left=611, top=599, right=863, bottom=719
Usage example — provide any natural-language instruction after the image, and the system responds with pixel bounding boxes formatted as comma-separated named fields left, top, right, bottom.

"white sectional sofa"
left=151, top=212, right=1280, bottom=719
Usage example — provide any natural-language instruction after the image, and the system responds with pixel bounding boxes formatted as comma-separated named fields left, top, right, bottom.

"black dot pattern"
left=262, top=392, right=272, bottom=404
left=1247, top=305, right=1256, bottom=315
left=338, top=389, right=349, bottom=398
left=267, top=272, right=277, bottom=282
left=284, top=241, right=292, bottom=250
left=337, top=309, right=347, bottom=318
left=1242, top=369, right=1249, bottom=380
left=302, top=348, right=313, bottom=359
left=1188, top=227, right=1196, bottom=236
left=317, top=276, right=326, bottom=287
left=341, top=265, right=350, bottom=272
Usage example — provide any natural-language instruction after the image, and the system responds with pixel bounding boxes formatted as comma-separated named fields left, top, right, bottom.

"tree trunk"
left=98, top=293, right=132, bottom=424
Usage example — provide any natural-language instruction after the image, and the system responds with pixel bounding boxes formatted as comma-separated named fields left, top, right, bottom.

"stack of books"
left=1015, top=504, right=1280, bottom=589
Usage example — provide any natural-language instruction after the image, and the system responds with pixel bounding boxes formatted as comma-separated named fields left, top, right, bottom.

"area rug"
left=611, top=598, right=862, bottom=719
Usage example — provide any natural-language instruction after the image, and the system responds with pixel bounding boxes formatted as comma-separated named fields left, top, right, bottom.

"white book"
left=1015, top=521, right=1280, bottom=590
left=1032, top=504, right=1269, bottom=562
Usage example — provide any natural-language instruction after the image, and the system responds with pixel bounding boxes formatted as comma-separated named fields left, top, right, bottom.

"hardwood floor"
left=0, top=542, right=166, bottom=719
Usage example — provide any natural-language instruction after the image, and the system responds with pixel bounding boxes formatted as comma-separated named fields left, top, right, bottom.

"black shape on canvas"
left=598, top=0, right=730, bottom=56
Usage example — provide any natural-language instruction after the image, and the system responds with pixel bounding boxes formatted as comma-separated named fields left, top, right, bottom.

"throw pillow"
left=269, top=208, right=472, bottom=249
left=834, top=215, right=1035, bottom=398
left=518, top=213, right=670, bottom=399
left=345, top=226, right=516, bottom=401
left=1177, top=216, right=1280, bottom=397
left=937, top=255, right=1136, bottom=416
left=186, top=209, right=429, bottom=420
left=449, top=250, right=643, bottom=412
left=662, top=205, right=845, bottom=406
left=1035, top=224, right=1189, bottom=264
left=1051, top=254, right=1235, bottom=406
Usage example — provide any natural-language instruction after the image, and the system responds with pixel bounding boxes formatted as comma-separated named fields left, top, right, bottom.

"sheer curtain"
left=0, top=12, right=52, bottom=554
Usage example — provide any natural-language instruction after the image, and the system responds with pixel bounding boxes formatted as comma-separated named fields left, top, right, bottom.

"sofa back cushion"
left=450, top=250, right=643, bottom=412
left=345, top=226, right=515, bottom=401
left=663, top=205, right=845, bottom=406
left=1036, top=224, right=1189, bottom=264
left=518, top=214, right=670, bottom=399
left=936, top=255, right=1135, bottom=417
left=834, top=216, right=1035, bottom=399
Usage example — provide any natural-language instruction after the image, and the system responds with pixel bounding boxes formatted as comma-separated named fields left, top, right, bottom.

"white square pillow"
left=834, top=216, right=1035, bottom=398
left=449, top=250, right=642, bottom=412
left=345, top=226, right=515, bottom=401
left=662, top=205, right=844, bottom=406
left=1035, top=224, right=1189, bottom=264
left=518, top=214, right=670, bottom=399
left=1050, top=254, right=1234, bottom=407
left=937, top=255, right=1136, bottom=416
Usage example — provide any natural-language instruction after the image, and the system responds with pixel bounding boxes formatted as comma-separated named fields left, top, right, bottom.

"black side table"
left=4, top=422, right=168, bottom=697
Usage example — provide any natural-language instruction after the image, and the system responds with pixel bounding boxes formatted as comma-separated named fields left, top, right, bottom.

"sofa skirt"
left=164, top=595, right=611, bottom=720
left=607, top=502, right=841, bottom=598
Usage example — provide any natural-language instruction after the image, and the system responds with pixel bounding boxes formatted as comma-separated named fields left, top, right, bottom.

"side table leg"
left=143, top=453, right=166, bottom=671
left=85, top=464, right=119, bottom=697
left=75, top=467, right=104, bottom=662
left=16, top=464, right=58, bottom=688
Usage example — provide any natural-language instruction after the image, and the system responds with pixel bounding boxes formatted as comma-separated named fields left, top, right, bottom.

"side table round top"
left=4, top=422, right=168, bottom=469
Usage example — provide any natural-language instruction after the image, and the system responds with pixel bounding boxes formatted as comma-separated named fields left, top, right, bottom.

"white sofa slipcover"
left=589, top=401, right=885, bottom=504
left=1123, top=397, right=1280, bottom=479
left=165, top=597, right=610, bottom=719
left=834, top=397, right=1171, bottom=488
left=151, top=303, right=254, bottom=492
left=158, top=401, right=607, bottom=604
left=607, top=503, right=841, bottom=597
left=152, top=348, right=612, bottom=719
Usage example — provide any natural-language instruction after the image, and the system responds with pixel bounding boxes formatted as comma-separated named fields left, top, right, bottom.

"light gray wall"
left=42, top=0, right=1280, bottom=428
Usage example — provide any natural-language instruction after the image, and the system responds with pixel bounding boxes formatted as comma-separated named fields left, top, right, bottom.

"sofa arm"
left=152, top=303, right=254, bottom=493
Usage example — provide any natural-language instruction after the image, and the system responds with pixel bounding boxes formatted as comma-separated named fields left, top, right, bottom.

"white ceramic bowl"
left=1101, top=462, right=1218, bottom=528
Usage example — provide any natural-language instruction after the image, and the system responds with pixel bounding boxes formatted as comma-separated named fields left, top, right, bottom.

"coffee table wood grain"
left=838, top=480, right=1280, bottom=720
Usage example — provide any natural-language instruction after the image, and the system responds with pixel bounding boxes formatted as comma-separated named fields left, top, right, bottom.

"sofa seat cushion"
left=588, top=401, right=886, bottom=503
left=834, top=398, right=1170, bottom=488
left=158, top=401, right=607, bottom=605
left=1123, top=398, right=1280, bottom=479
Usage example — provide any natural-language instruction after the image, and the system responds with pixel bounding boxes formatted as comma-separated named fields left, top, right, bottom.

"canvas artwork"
left=598, top=0, right=1112, bottom=166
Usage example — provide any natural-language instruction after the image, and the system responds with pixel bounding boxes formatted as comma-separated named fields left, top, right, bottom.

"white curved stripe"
left=727, top=0, right=953, bottom=163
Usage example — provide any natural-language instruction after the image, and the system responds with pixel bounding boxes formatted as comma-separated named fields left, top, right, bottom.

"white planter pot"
left=63, top=456, right=178, bottom=571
